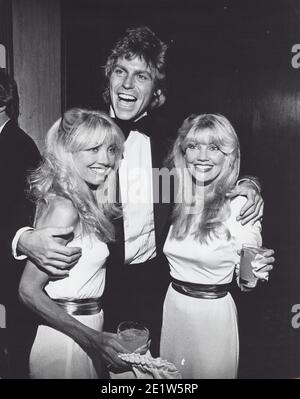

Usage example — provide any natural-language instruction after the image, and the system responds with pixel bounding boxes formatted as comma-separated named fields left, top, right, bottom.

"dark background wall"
left=0, top=0, right=61, bottom=150
left=12, top=0, right=61, bottom=149
left=62, top=0, right=300, bottom=378
left=0, top=0, right=13, bottom=72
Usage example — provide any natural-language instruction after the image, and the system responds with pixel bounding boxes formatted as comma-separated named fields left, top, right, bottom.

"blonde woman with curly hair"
left=160, top=114, right=275, bottom=379
left=19, top=108, right=128, bottom=379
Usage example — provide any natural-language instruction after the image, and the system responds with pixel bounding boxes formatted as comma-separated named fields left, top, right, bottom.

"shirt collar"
left=0, top=118, right=10, bottom=135
left=109, top=106, right=148, bottom=122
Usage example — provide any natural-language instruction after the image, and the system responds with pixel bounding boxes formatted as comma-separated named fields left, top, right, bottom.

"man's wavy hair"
left=0, top=69, right=19, bottom=121
left=167, top=113, right=240, bottom=243
left=29, top=108, right=124, bottom=243
left=103, top=26, right=168, bottom=110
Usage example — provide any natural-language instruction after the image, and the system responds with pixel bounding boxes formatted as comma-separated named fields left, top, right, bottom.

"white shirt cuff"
left=12, top=227, right=34, bottom=260
left=237, top=178, right=260, bottom=193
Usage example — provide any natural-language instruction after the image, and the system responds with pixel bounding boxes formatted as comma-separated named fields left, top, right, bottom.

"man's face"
left=109, top=56, right=156, bottom=121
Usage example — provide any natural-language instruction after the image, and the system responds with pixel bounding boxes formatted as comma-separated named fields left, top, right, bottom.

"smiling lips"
left=89, top=166, right=108, bottom=177
left=194, top=164, right=214, bottom=172
left=118, top=93, right=137, bottom=104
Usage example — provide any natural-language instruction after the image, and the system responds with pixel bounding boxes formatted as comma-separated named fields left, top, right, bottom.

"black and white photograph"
left=0, top=0, right=299, bottom=385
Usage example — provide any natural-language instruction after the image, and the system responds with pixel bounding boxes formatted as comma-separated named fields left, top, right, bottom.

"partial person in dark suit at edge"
left=0, top=69, right=40, bottom=378
left=12, top=27, right=263, bottom=370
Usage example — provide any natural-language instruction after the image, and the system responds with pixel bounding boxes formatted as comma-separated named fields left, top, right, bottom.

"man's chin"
left=114, top=107, right=138, bottom=121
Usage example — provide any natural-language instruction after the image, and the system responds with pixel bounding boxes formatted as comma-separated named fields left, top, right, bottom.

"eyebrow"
left=85, top=142, right=101, bottom=149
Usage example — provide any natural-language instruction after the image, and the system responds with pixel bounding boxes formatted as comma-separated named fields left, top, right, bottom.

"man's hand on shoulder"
left=226, top=180, right=264, bottom=225
left=18, top=227, right=82, bottom=276
left=17, top=198, right=82, bottom=276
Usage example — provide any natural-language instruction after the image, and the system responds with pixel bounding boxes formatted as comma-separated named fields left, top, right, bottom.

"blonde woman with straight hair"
left=19, top=108, right=128, bottom=378
left=160, top=113, right=275, bottom=379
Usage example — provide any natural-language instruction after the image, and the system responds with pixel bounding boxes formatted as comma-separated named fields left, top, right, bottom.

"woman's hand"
left=235, top=248, right=275, bottom=291
left=251, top=249, right=275, bottom=281
left=88, top=331, right=131, bottom=374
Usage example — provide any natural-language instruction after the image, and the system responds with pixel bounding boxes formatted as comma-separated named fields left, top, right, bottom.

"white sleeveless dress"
left=160, top=197, right=262, bottom=379
left=29, top=234, right=109, bottom=379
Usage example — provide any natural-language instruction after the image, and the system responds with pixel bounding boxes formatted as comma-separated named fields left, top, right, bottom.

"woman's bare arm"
left=19, top=197, right=128, bottom=371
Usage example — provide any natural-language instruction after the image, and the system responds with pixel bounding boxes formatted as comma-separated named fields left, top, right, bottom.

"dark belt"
left=171, top=277, right=230, bottom=299
left=53, top=297, right=102, bottom=315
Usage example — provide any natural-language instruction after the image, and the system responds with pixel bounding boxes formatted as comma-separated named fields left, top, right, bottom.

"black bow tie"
left=114, top=118, right=136, bottom=139
left=114, top=115, right=148, bottom=139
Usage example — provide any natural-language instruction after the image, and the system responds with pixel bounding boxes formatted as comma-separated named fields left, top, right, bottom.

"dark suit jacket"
left=0, top=120, right=40, bottom=303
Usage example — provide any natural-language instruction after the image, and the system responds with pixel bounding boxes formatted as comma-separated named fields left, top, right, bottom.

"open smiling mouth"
left=194, top=165, right=213, bottom=172
left=118, top=93, right=137, bottom=104
left=89, top=167, right=107, bottom=176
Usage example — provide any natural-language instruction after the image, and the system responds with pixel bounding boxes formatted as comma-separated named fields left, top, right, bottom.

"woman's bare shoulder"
left=37, top=195, right=79, bottom=228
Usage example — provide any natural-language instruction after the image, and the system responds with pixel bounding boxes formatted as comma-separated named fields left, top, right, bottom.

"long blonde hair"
left=168, top=113, right=240, bottom=243
left=29, top=108, right=124, bottom=242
